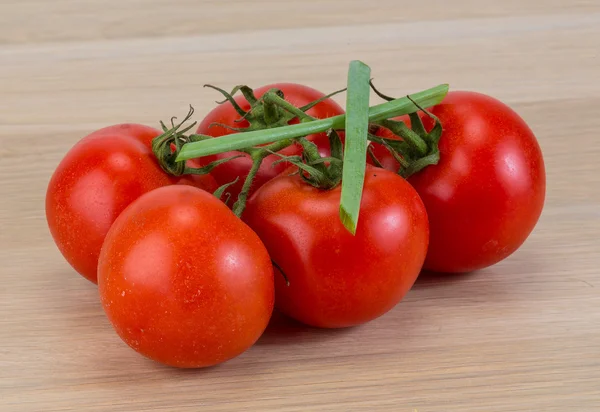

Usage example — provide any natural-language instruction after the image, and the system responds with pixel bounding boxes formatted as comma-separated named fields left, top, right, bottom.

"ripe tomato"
left=374, top=91, right=546, bottom=273
left=243, top=167, right=429, bottom=328
left=196, top=83, right=345, bottom=201
left=87, top=123, right=161, bottom=145
left=98, top=185, right=274, bottom=368
left=46, top=124, right=218, bottom=284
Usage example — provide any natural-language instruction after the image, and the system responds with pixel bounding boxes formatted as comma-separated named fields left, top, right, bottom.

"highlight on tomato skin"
left=45, top=124, right=218, bottom=284
left=243, top=166, right=429, bottom=329
left=372, top=91, right=546, bottom=273
left=97, top=185, right=274, bottom=368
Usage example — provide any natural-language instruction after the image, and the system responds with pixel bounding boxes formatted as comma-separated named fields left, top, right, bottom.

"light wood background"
left=1, top=1, right=599, bottom=411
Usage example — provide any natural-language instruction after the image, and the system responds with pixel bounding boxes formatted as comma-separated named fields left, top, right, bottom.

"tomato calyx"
left=269, top=131, right=345, bottom=190
left=151, top=106, right=198, bottom=177
left=151, top=107, right=241, bottom=176
left=203, top=84, right=347, bottom=133
left=367, top=81, right=444, bottom=177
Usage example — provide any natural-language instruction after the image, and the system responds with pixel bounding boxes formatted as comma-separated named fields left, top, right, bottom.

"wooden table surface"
left=1, top=1, right=599, bottom=411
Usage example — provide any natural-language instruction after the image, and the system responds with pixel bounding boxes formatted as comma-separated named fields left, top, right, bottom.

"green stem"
left=262, top=99, right=280, bottom=125
left=377, top=119, right=428, bottom=156
left=176, top=84, right=449, bottom=161
left=231, top=138, right=295, bottom=217
left=232, top=157, right=261, bottom=217
left=295, top=137, right=323, bottom=164
left=339, top=60, right=371, bottom=235
left=294, top=137, right=334, bottom=187
left=261, top=138, right=295, bottom=154
left=262, top=92, right=316, bottom=122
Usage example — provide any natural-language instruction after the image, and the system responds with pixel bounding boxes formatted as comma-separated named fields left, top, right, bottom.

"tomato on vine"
left=371, top=91, right=546, bottom=273
left=46, top=124, right=218, bottom=284
left=244, top=167, right=429, bottom=328
left=98, top=185, right=274, bottom=368
left=196, top=83, right=345, bottom=202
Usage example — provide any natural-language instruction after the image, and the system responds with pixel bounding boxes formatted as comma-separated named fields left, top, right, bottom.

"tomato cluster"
left=46, top=81, right=545, bottom=368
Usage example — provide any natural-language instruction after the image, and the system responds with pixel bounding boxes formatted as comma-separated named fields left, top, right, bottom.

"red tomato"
left=243, top=167, right=429, bottom=328
left=46, top=125, right=218, bottom=284
left=196, top=83, right=345, bottom=201
left=87, top=123, right=161, bottom=145
left=98, top=185, right=274, bottom=368
left=376, top=91, right=546, bottom=272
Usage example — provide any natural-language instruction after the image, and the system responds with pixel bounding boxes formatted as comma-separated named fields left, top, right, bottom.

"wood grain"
left=1, top=1, right=599, bottom=411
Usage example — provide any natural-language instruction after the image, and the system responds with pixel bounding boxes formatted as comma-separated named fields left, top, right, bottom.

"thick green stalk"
left=175, top=84, right=449, bottom=161
left=339, top=60, right=371, bottom=235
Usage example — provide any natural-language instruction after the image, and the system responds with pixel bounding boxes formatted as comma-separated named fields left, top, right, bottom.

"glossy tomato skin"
left=46, top=125, right=218, bottom=284
left=243, top=167, right=429, bottom=328
left=197, top=83, right=345, bottom=200
left=381, top=91, right=546, bottom=273
left=98, top=185, right=274, bottom=368
left=87, top=123, right=162, bottom=145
